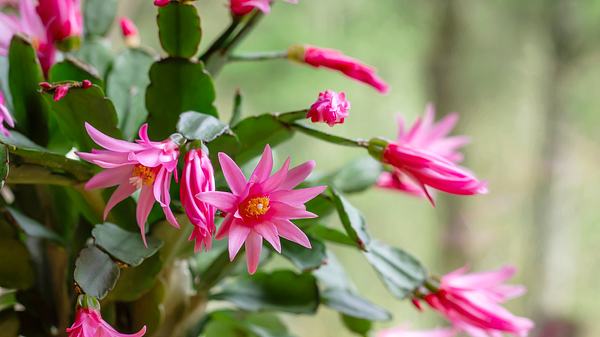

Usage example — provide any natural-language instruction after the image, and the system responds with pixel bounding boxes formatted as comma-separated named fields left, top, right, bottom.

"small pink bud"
left=53, top=85, right=69, bottom=102
left=39, top=82, right=52, bottom=90
left=154, top=0, right=170, bottom=6
left=120, top=17, right=138, bottom=38
left=307, top=90, right=350, bottom=127
left=81, top=80, right=92, bottom=89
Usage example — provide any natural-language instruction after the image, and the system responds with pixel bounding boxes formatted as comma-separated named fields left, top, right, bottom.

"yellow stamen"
left=241, top=196, right=270, bottom=218
left=129, top=164, right=156, bottom=189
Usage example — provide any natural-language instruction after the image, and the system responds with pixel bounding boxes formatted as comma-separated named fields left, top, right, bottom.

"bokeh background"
left=117, top=1, right=600, bottom=336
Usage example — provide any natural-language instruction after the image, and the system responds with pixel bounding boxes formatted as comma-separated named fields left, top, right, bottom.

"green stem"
left=200, top=17, right=243, bottom=63
left=276, top=109, right=308, bottom=123
left=228, top=50, right=288, bottom=62
left=287, top=122, right=368, bottom=148
left=229, top=90, right=243, bottom=126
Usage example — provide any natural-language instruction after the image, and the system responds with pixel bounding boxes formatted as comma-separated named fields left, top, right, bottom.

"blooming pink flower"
left=0, top=92, right=15, bottom=137
left=77, top=123, right=180, bottom=245
left=378, top=104, right=486, bottom=204
left=378, top=327, right=456, bottom=337
left=67, top=308, right=146, bottom=337
left=0, top=0, right=56, bottom=73
left=180, top=148, right=216, bottom=252
left=289, top=45, right=389, bottom=94
left=154, top=0, right=170, bottom=7
left=53, top=84, right=69, bottom=101
left=307, top=90, right=350, bottom=127
left=416, top=266, right=534, bottom=337
left=196, top=145, right=325, bottom=274
left=36, top=0, right=83, bottom=43
left=230, top=0, right=298, bottom=16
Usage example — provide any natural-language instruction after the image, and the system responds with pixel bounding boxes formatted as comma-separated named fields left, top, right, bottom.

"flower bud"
left=81, top=80, right=92, bottom=89
left=307, top=90, right=350, bottom=127
left=120, top=17, right=141, bottom=48
left=53, top=85, right=70, bottom=102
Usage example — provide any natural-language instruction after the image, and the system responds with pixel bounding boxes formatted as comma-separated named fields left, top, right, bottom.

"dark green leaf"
left=0, top=144, right=7, bottom=188
left=6, top=207, right=63, bottom=245
left=74, top=246, right=120, bottom=299
left=158, top=3, right=202, bottom=58
left=322, top=288, right=390, bottom=321
left=341, top=314, right=372, bottom=337
left=330, top=188, right=371, bottom=250
left=330, top=157, right=383, bottom=193
left=177, top=111, right=230, bottom=142
left=304, top=223, right=355, bottom=247
left=0, top=238, right=34, bottom=289
left=364, top=240, right=427, bottom=299
left=281, top=236, right=326, bottom=272
left=106, top=48, right=155, bottom=139
left=49, top=58, right=102, bottom=87
left=92, top=223, right=162, bottom=267
left=202, top=311, right=293, bottom=337
left=213, top=270, right=319, bottom=314
left=107, top=254, right=162, bottom=302
left=145, top=58, right=218, bottom=139
left=0, top=311, right=19, bottom=337
left=44, top=85, right=121, bottom=152
left=83, top=0, right=117, bottom=37
left=75, top=38, right=114, bottom=76
left=130, top=279, right=165, bottom=335
left=8, top=35, right=49, bottom=145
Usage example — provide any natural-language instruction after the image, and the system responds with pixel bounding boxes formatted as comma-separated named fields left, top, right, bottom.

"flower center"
left=241, top=196, right=270, bottom=218
left=129, top=164, right=156, bottom=189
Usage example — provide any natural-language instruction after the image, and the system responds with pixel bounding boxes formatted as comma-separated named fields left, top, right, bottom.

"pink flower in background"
left=53, top=84, right=69, bottom=101
left=289, top=45, right=389, bottom=94
left=416, top=266, right=534, bottom=337
left=67, top=307, right=146, bottom=337
left=0, top=0, right=56, bottom=73
left=77, top=123, right=180, bottom=245
left=36, top=0, right=83, bottom=43
left=378, top=104, right=486, bottom=204
left=0, top=92, right=15, bottom=137
left=378, top=327, right=456, bottom=337
left=181, top=148, right=216, bottom=252
left=197, top=145, right=325, bottom=274
left=154, top=0, right=170, bottom=7
left=230, top=0, right=298, bottom=16
left=119, top=17, right=140, bottom=47
left=307, top=90, right=350, bottom=127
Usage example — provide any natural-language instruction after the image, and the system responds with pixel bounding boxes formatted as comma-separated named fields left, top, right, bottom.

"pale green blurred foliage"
left=118, top=1, right=600, bottom=336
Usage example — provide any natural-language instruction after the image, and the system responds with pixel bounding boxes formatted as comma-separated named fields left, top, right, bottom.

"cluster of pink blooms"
left=381, top=266, right=533, bottom=337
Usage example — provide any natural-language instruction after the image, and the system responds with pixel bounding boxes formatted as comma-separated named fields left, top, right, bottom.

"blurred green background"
left=117, top=1, right=600, bottom=336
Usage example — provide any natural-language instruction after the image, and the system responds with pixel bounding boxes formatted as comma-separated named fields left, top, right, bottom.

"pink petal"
left=249, top=145, right=273, bottom=183
left=196, top=191, right=238, bottom=212
left=279, top=160, right=316, bottom=190
left=261, top=157, right=290, bottom=193
left=228, top=224, right=250, bottom=260
left=104, top=182, right=136, bottom=221
left=269, top=185, right=326, bottom=206
left=245, top=231, right=263, bottom=274
left=216, top=214, right=235, bottom=240
left=255, top=222, right=281, bottom=253
left=218, top=152, right=247, bottom=195
left=136, top=186, right=155, bottom=246
left=85, top=166, right=132, bottom=190
left=84, top=123, right=144, bottom=152
left=272, top=219, right=311, bottom=248
left=269, top=201, right=317, bottom=220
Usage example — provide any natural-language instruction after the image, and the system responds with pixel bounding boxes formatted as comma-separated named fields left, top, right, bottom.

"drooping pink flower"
left=307, top=90, right=350, bottom=127
left=230, top=0, right=298, bottom=16
left=288, top=45, right=389, bottom=94
left=180, top=148, right=216, bottom=252
left=77, top=123, right=180, bottom=245
left=36, top=0, right=83, bottom=43
left=67, top=306, right=146, bottom=337
left=196, top=145, right=325, bottom=274
left=416, top=266, right=534, bottom=337
left=378, top=327, right=456, bottom=337
left=154, top=0, right=170, bottom=7
left=53, top=84, right=69, bottom=101
left=0, top=0, right=56, bottom=73
left=378, top=104, right=486, bottom=204
left=0, top=92, right=15, bottom=137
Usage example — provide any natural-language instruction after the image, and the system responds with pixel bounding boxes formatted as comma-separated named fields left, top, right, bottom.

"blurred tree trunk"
left=426, top=0, right=471, bottom=270
left=531, top=1, right=580, bottom=335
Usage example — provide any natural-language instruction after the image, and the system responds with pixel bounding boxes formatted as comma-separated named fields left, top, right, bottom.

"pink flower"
left=53, top=84, right=69, bottom=101
left=67, top=308, right=146, bottom=337
left=307, top=90, right=350, bottom=127
left=417, top=266, right=534, bottom=337
left=230, top=0, right=298, bottom=16
left=0, top=0, right=56, bottom=73
left=196, top=145, right=325, bottom=274
left=36, top=0, right=83, bottom=43
left=378, top=104, right=486, bottom=204
left=120, top=17, right=138, bottom=38
left=289, top=45, right=389, bottom=94
left=0, top=92, right=15, bottom=137
left=378, top=327, right=456, bottom=337
left=154, top=0, right=170, bottom=7
left=180, top=149, right=216, bottom=252
left=81, top=79, right=92, bottom=89
left=77, top=123, right=180, bottom=245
